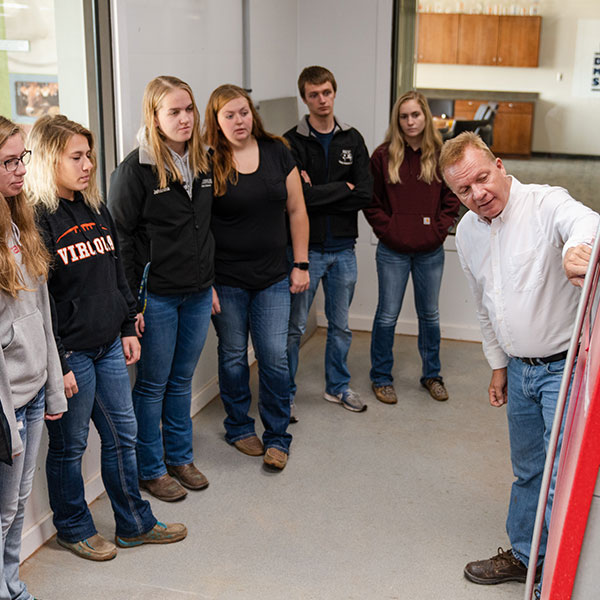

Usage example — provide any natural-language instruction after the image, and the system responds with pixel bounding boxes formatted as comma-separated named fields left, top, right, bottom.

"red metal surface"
left=541, top=273, right=600, bottom=599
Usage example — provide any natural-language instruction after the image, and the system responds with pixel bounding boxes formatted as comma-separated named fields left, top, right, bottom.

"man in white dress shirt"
left=440, top=132, right=598, bottom=586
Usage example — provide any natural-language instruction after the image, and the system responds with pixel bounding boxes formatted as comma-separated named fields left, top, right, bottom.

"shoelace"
left=492, top=547, right=520, bottom=566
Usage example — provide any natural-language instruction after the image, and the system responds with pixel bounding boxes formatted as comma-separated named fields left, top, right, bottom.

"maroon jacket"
left=364, top=143, right=460, bottom=253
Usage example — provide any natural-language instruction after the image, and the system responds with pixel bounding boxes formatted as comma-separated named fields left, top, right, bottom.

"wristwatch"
left=293, top=262, right=310, bottom=270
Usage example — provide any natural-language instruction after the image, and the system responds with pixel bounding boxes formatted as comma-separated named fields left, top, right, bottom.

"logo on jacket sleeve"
left=339, top=149, right=353, bottom=166
left=201, top=177, right=213, bottom=188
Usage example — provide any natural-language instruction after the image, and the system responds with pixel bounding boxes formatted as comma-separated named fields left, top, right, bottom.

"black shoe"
left=464, top=547, right=543, bottom=585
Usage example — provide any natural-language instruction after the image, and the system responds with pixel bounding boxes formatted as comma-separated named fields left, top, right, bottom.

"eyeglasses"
left=2, top=150, right=31, bottom=172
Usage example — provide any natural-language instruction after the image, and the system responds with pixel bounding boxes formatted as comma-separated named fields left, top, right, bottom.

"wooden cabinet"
left=417, top=14, right=459, bottom=64
left=416, top=13, right=541, bottom=67
left=497, top=16, right=541, bottom=67
left=492, top=101, right=534, bottom=155
left=457, top=15, right=499, bottom=65
left=452, top=99, right=534, bottom=156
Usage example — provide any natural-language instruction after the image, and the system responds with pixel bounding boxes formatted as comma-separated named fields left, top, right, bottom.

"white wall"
left=415, top=0, right=600, bottom=155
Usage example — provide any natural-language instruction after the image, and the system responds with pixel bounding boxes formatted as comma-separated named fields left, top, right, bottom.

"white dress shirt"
left=456, top=177, right=599, bottom=370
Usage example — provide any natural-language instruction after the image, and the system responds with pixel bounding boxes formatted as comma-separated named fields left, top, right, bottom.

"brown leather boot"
left=372, top=383, right=398, bottom=404
left=166, top=463, right=209, bottom=490
left=464, top=547, right=543, bottom=584
left=422, top=378, right=449, bottom=401
left=263, top=447, right=288, bottom=470
left=233, top=435, right=264, bottom=456
left=139, top=473, right=187, bottom=502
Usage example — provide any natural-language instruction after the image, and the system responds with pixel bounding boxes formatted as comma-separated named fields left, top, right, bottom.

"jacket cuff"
left=60, top=354, right=71, bottom=376
left=121, top=322, right=137, bottom=338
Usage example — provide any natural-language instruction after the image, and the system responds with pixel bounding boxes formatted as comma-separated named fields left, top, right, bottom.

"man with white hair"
left=440, top=131, right=597, bottom=586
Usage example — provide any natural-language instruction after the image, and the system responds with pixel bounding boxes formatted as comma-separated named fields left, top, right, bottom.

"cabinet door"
left=497, top=16, right=541, bottom=67
left=458, top=15, right=499, bottom=65
left=453, top=100, right=478, bottom=119
left=416, top=13, right=459, bottom=64
left=491, top=102, right=533, bottom=155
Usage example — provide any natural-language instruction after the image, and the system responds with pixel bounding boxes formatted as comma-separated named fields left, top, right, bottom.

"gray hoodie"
left=0, top=228, right=67, bottom=456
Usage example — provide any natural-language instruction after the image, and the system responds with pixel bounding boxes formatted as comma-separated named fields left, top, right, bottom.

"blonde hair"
left=203, top=84, right=287, bottom=197
left=141, top=75, right=208, bottom=189
left=385, top=91, right=441, bottom=185
left=439, top=131, right=496, bottom=181
left=26, top=114, right=103, bottom=214
left=0, top=116, right=49, bottom=297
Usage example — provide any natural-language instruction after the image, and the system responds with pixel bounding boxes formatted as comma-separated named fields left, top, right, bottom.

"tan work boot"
left=372, top=383, right=398, bottom=404
left=233, top=435, right=264, bottom=456
left=263, top=447, right=288, bottom=470
left=166, top=463, right=209, bottom=490
left=422, top=378, right=449, bottom=401
left=139, top=473, right=187, bottom=501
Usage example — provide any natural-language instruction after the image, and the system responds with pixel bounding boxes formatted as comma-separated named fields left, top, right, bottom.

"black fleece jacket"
left=37, top=194, right=137, bottom=374
left=108, top=148, right=215, bottom=304
left=284, top=116, right=373, bottom=245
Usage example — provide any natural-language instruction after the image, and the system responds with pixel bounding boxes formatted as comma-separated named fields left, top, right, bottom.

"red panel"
left=542, top=273, right=600, bottom=599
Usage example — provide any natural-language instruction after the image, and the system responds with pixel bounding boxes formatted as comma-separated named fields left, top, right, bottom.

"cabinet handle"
left=508, top=103, right=514, bottom=108
left=492, top=56, right=496, bottom=62
left=498, top=56, right=503, bottom=63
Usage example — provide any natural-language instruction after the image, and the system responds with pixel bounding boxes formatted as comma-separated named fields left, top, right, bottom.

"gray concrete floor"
left=22, top=330, right=526, bottom=600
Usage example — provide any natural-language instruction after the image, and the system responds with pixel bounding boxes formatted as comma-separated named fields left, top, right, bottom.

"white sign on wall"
left=572, top=19, right=600, bottom=98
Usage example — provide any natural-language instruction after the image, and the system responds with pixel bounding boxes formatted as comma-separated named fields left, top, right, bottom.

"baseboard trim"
left=316, top=312, right=483, bottom=342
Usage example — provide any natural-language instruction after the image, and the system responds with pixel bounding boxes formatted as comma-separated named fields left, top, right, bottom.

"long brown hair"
left=203, top=84, right=287, bottom=197
left=141, top=76, right=208, bottom=189
left=0, top=116, right=49, bottom=297
left=26, top=114, right=103, bottom=213
left=385, top=91, right=441, bottom=185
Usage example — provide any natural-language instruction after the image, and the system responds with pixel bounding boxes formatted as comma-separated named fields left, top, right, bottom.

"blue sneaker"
left=323, top=388, right=367, bottom=413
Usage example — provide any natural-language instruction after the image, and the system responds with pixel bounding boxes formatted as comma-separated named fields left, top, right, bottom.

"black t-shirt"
left=211, top=138, right=296, bottom=290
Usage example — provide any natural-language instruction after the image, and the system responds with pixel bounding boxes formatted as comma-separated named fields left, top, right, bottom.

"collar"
left=137, top=127, right=188, bottom=171
left=137, top=127, right=155, bottom=166
left=295, top=114, right=351, bottom=137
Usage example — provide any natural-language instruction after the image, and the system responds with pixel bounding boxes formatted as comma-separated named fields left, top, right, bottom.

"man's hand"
left=300, top=170, right=312, bottom=186
left=488, top=368, right=507, bottom=407
left=122, top=336, right=141, bottom=365
left=63, top=370, right=78, bottom=398
left=212, top=287, right=221, bottom=315
left=564, top=244, right=592, bottom=287
left=135, top=312, right=145, bottom=337
left=346, top=182, right=355, bottom=190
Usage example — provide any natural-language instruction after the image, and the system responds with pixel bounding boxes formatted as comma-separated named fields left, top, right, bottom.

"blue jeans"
left=0, top=389, right=44, bottom=600
left=46, top=338, right=156, bottom=541
left=370, top=242, right=444, bottom=386
left=133, top=289, right=212, bottom=480
left=506, top=357, right=569, bottom=567
left=212, top=279, right=292, bottom=452
left=288, top=248, right=357, bottom=398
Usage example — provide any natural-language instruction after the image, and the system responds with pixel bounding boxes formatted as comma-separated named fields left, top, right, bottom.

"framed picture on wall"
left=9, top=73, right=60, bottom=125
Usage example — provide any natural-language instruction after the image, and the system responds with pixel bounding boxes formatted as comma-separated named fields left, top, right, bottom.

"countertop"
left=418, top=88, right=539, bottom=102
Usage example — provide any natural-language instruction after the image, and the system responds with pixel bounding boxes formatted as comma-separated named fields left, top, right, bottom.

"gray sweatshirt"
left=0, top=230, right=67, bottom=456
